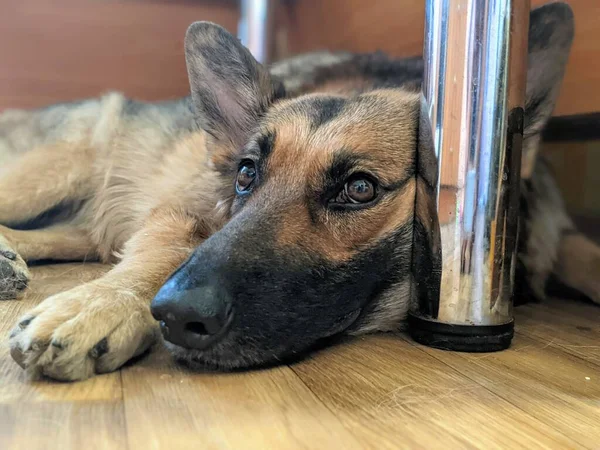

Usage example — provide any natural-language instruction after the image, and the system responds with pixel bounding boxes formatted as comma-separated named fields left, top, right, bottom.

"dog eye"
left=333, top=176, right=377, bottom=204
left=236, top=161, right=256, bottom=193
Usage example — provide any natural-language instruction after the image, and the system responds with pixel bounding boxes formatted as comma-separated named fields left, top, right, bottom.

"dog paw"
left=8, top=283, right=159, bottom=381
left=0, top=234, right=29, bottom=300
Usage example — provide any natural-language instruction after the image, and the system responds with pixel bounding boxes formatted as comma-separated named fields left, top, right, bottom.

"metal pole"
left=238, top=0, right=277, bottom=64
left=408, top=0, right=530, bottom=351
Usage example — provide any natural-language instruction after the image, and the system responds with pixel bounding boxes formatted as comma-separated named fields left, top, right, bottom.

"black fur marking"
left=386, top=172, right=416, bottom=192
left=229, top=132, right=276, bottom=213
left=529, top=19, right=555, bottom=51
left=320, top=151, right=361, bottom=200
left=411, top=97, right=442, bottom=319
left=321, top=150, right=414, bottom=195
left=308, top=97, right=347, bottom=129
left=282, top=95, right=348, bottom=129
left=416, top=96, right=439, bottom=191
left=155, top=211, right=414, bottom=370
left=90, top=338, right=109, bottom=359
left=411, top=217, right=440, bottom=317
left=256, top=130, right=276, bottom=161
left=11, top=200, right=85, bottom=232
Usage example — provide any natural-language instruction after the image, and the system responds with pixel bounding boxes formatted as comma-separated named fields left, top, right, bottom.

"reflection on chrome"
left=414, top=0, right=529, bottom=327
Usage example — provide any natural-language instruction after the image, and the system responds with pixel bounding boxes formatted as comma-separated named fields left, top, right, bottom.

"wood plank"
left=418, top=318, right=600, bottom=448
left=120, top=348, right=364, bottom=450
left=515, top=298, right=600, bottom=367
left=291, top=334, right=578, bottom=449
left=0, top=402, right=127, bottom=450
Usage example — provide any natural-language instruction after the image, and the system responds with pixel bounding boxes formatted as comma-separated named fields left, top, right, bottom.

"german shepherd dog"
left=2, top=2, right=598, bottom=381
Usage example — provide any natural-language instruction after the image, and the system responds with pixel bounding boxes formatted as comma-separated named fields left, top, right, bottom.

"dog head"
left=151, top=3, right=574, bottom=370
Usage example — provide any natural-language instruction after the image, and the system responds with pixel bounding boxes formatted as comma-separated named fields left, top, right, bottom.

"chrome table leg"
left=409, top=0, right=530, bottom=352
left=238, top=0, right=277, bottom=64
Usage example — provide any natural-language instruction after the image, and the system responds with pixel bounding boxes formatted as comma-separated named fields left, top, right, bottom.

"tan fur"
left=0, top=224, right=96, bottom=262
left=0, top=142, right=96, bottom=225
left=88, top=129, right=218, bottom=262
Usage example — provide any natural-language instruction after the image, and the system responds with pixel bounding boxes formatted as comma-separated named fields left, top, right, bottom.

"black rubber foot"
left=407, top=313, right=514, bottom=352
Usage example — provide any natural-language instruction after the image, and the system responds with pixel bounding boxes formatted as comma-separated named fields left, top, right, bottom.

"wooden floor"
left=0, top=264, right=598, bottom=450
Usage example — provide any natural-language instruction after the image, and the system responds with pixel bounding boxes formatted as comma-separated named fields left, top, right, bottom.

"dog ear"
left=522, top=2, right=574, bottom=177
left=184, top=22, right=284, bottom=168
left=411, top=96, right=442, bottom=317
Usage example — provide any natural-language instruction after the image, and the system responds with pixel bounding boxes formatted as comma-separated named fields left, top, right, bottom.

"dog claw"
left=0, top=241, right=30, bottom=300
left=0, top=249, right=17, bottom=261
left=10, top=344, right=27, bottom=369
left=89, top=338, right=109, bottom=359
left=31, top=341, right=45, bottom=352
left=18, top=317, right=33, bottom=329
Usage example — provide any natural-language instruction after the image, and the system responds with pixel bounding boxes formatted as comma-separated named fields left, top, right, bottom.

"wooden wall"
left=0, top=0, right=239, bottom=110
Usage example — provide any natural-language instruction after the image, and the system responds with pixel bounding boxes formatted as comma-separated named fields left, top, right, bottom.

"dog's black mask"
left=152, top=207, right=413, bottom=370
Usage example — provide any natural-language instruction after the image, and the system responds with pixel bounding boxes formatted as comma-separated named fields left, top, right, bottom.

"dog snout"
left=151, top=284, right=234, bottom=350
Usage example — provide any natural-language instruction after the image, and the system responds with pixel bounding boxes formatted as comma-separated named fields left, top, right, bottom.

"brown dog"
left=1, top=2, right=598, bottom=381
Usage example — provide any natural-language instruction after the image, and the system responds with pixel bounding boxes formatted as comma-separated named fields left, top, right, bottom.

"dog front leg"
left=8, top=208, right=211, bottom=381
left=0, top=224, right=98, bottom=300
left=0, top=143, right=97, bottom=226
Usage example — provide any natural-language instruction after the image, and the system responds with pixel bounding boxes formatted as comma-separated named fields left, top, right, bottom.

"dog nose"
left=151, top=284, right=234, bottom=350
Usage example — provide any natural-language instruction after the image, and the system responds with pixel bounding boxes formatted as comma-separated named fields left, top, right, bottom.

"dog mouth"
left=162, top=307, right=363, bottom=372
